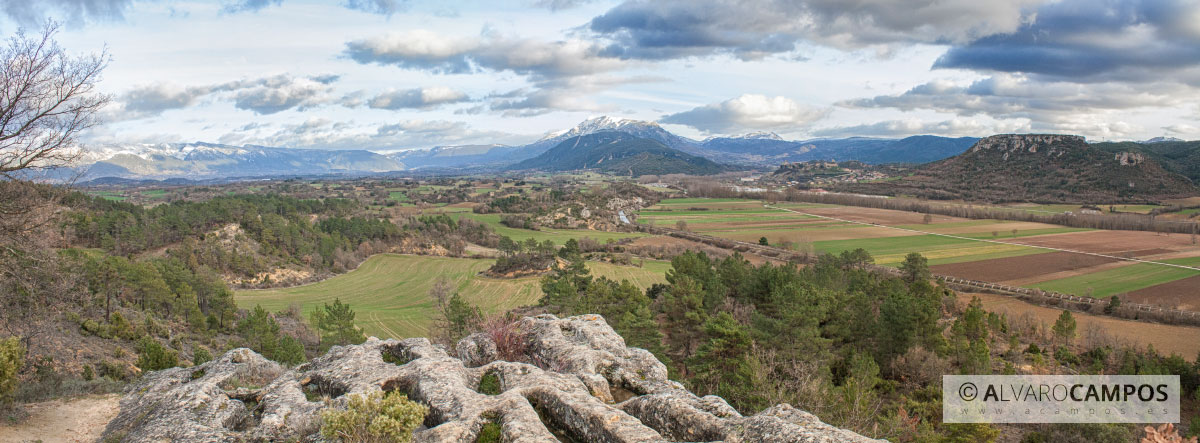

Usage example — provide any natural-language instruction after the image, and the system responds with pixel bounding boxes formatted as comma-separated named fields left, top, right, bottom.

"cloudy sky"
left=8, top=0, right=1200, bottom=150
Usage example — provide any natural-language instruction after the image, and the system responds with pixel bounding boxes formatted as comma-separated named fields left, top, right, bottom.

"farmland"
left=234, top=254, right=667, bottom=339
left=638, top=197, right=1200, bottom=309
left=448, top=212, right=649, bottom=245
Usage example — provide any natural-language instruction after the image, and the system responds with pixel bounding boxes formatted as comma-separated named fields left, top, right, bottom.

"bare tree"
left=0, top=21, right=108, bottom=349
left=0, top=20, right=109, bottom=244
left=1, top=20, right=109, bottom=179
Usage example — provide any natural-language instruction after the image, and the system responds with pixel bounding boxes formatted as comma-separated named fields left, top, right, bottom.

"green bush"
left=274, top=336, right=306, bottom=366
left=193, top=347, right=212, bottom=366
left=135, top=337, right=178, bottom=372
left=98, top=360, right=128, bottom=381
left=109, top=312, right=135, bottom=340
left=320, top=390, right=428, bottom=442
left=0, top=337, right=25, bottom=403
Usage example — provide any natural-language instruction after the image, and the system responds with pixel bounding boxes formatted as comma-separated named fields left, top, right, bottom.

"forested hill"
left=835, top=134, right=1198, bottom=203
left=510, top=131, right=727, bottom=176
left=1093, top=140, right=1200, bottom=184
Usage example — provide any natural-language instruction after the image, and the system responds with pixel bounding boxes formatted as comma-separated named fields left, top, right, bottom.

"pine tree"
left=899, top=252, right=931, bottom=283
left=310, top=298, right=367, bottom=349
left=1053, top=310, right=1077, bottom=346
left=658, top=276, right=708, bottom=361
left=686, top=313, right=758, bottom=411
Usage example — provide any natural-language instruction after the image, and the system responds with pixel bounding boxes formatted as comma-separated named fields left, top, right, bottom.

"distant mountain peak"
left=512, top=132, right=723, bottom=176
left=539, top=116, right=663, bottom=142
left=1142, top=136, right=1184, bottom=144
left=707, top=131, right=783, bottom=141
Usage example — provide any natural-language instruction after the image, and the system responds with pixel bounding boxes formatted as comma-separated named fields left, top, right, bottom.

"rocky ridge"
left=101, top=314, right=881, bottom=442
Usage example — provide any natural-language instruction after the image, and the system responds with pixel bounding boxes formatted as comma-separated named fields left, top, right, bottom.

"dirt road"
left=0, top=394, right=119, bottom=443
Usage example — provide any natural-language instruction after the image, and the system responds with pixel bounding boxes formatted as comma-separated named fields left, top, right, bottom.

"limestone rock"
left=102, top=314, right=884, bottom=442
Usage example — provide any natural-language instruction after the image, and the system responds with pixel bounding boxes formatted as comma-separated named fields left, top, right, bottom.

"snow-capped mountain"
left=706, top=131, right=783, bottom=141
left=387, top=116, right=710, bottom=170
left=387, top=144, right=515, bottom=170
left=1141, top=136, right=1185, bottom=144
left=525, top=116, right=707, bottom=157
left=76, top=142, right=404, bottom=179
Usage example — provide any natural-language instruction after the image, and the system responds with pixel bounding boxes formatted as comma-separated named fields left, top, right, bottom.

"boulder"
left=103, top=314, right=884, bottom=442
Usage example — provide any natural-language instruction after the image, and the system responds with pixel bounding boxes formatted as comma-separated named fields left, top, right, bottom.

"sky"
left=5, top=0, right=1200, bottom=151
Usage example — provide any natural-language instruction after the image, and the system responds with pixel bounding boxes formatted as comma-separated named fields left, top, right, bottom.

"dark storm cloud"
left=586, top=0, right=1043, bottom=60
left=933, top=0, right=1200, bottom=81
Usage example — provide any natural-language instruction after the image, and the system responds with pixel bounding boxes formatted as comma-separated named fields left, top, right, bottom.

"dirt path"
left=0, top=394, right=119, bottom=443
left=969, top=292, right=1200, bottom=357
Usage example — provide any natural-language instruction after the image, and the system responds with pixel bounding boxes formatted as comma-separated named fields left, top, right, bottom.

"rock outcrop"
left=102, top=314, right=882, bottom=442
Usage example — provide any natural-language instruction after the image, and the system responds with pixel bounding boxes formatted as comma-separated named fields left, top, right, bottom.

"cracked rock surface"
left=102, top=314, right=883, bottom=442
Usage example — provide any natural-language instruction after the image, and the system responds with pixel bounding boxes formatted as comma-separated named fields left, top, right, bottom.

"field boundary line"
left=765, top=205, right=1200, bottom=273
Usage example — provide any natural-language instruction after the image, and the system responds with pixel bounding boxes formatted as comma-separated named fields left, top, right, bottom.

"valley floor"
left=641, top=198, right=1200, bottom=311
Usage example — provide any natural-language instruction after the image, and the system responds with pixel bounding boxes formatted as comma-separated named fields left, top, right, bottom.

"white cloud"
left=660, top=94, right=829, bottom=134
left=366, top=87, right=470, bottom=109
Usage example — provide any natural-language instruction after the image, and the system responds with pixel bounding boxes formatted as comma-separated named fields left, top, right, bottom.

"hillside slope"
left=1093, top=140, right=1200, bottom=184
left=835, top=134, right=1198, bottom=203
left=510, top=131, right=726, bottom=176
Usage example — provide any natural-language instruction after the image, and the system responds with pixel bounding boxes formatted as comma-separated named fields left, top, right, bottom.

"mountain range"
left=76, top=143, right=403, bottom=180
left=68, top=117, right=1194, bottom=181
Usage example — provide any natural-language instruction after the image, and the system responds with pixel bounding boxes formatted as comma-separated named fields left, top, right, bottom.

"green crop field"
left=1031, top=260, right=1200, bottom=298
left=813, top=235, right=976, bottom=256
left=234, top=254, right=669, bottom=339
left=925, top=248, right=1050, bottom=266
left=654, top=197, right=749, bottom=205
left=639, top=209, right=785, bottom=217
left=140, top=189, right=167, bottom=198
left=88, top=190, right=127, bottom=201
left=810, top=233, right=1056, bottom=266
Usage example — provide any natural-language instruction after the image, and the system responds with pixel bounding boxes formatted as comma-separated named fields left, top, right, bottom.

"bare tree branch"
left=0, top=19, right=110, bottom=179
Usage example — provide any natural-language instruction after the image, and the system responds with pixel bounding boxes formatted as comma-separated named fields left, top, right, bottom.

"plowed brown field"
left=1126, top=275, right=1200, bottom=311
left=932, top=252, right=1117, bottom=282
